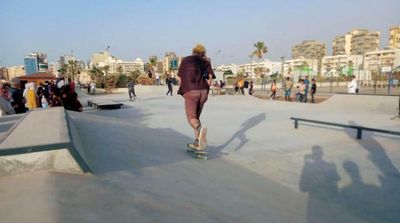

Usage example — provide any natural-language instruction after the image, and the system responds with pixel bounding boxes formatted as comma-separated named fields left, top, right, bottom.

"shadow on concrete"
left=68, top=110, right=195, bottom=176
left=300, top=123, right=400, bottom=223
left=299, top=145, right=342, bottom=223
left=207, top=113, right=266, bottom=159
left=342, top=121, right=400, bottom=222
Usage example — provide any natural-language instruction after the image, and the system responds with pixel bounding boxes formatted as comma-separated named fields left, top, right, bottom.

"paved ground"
left=0, top=86, right=399, bottom=223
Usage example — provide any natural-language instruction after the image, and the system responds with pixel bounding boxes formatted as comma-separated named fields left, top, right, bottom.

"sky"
left=0, top=0, right=399, bottom=67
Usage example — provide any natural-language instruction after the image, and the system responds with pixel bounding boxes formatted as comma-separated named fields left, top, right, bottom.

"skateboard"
left=187, top=143, right=208, bottom=160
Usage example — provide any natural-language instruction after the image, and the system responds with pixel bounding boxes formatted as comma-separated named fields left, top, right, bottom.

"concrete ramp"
left=319, top=94, right=399, bottom=114
left=0, top=107, right=91, bottom=177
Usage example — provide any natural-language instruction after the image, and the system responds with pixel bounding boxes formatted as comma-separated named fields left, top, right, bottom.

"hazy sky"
left=0, top=0, right=399, bottom=67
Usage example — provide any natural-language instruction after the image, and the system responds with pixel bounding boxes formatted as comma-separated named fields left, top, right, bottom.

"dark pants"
left=167, top=85, right=173, bottom=96
left=271, top=90, right=276, bottom=99
left=128, top=88, right=136, bottom=100
left=311, top=93, right=315, bottom=103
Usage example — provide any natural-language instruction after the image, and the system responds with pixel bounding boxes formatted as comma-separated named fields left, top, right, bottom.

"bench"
left=290, top=117, right=400, bottom=139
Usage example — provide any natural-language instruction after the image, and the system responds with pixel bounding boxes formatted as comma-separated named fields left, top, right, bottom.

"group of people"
left=234, top=79, right=254, bottom=95
left=0, top=77, right=83, bottom=117
left=283, top=76, right=317, bottom=103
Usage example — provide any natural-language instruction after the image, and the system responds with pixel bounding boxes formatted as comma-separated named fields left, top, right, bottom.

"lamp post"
left=281, top=56, right=285, bottom=91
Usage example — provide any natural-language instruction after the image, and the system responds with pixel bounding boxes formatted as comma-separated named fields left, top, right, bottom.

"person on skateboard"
left=178, top=44, right=215, bottom=150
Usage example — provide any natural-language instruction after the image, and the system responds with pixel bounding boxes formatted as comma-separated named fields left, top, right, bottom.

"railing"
left=290, top=117, right=400, bottom=139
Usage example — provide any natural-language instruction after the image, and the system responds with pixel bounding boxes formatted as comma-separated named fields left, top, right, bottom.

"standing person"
left=284, top=77, right=293, bottom=101
left=311, top=79, right=317, bottom=103
left=270, top=80, right=277, bottom=100
left=90, top=81, right=96, bottom=95
left=347, top=75, right=358, bottom=94
left=26, top=82, right=38, bottom=110
left=237, top=79, right=245, bottom=95
left=166, top=76, right=173, bottom=96
left=249, top=81, right=254, bottom=95
left=303, top=76, right=310, bottom=102
left=86, top=82, right=91, bottom=94
left=127, top=79, right=136, bottom=101
left=244, top=79, right=249, bottom=94
left=68, top=78, right=75, bottom=93
left=177, top=44, right=215, bottom=150
left=297, top=79, right=306, bottom=102
left=10, top=81, right=27, bottom=114
left=0, top=83, right=16, bottom=116
left=155, top=72, right=160, bottom=85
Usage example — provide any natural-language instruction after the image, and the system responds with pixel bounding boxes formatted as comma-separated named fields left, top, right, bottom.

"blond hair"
left=192, top=44, right=206, bottom=55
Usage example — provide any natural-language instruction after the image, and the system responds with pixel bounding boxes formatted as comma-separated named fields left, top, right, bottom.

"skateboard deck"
left=187, top=144, right=208, bottom=160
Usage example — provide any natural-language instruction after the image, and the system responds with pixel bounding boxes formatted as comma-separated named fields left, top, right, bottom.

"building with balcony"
left=292, top=40, right=327, bottom=59
left=333, top=34, right=352, bottom=56
left=364, top=49, right=400, bottom=74
left=389, top=26, right=400, bottom=49
left=237, top=59, right=281, bottom=78
left=283, top=58, right=318, bottom=79
left=350, top=29, right=380, bottom=55
left=321, top=55, right=363, bottom=77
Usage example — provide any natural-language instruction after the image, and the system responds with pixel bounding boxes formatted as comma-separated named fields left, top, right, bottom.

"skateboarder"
left=178, top=44, right=215, bottom=150
left=127, top=79, right=136, bottom=101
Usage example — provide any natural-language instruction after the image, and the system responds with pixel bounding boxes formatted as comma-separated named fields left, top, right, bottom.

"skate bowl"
left=0, top=107, right=91, bottom=177
left=319, top=94, right=399, bottom=114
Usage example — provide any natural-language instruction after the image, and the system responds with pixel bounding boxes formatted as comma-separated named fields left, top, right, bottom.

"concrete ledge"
left=87, top=100, right=123, bottom=110
left=0, top=107, right=91, bottom=177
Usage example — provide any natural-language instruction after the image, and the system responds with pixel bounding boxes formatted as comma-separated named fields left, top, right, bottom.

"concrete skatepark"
left=0, top=86, right=399, bottom=223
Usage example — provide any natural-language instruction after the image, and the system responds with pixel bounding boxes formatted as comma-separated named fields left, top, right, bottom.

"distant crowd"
left=0, top=77, right=83, bottom=117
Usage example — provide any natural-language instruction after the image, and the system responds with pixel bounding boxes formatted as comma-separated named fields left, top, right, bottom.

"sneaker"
left=197, top=126, right=208, bottom=149
left=188, top=140, right=202, bottom=151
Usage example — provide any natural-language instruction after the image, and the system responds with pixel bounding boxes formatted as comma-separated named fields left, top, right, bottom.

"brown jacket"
left=177, top=55, right=215, bottom=95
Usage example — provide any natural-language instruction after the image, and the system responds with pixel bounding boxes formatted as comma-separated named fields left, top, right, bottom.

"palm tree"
left=251, top=41, right=268, bottom=79
left=252, top=41, right=268, bottom=60
left=58, top=64, right=68, bottom=78
left=67, top=60, right=81, bottom=82
left=254, top=67, right=266, bottom=78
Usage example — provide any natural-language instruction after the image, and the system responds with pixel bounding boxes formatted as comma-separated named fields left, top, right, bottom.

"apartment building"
left=237, top=59, right=281, bottom=78
left=350, top=29, right=380, bottom=55
left=6, top=66, right=25, bottom=81
left=333, top=34, right=352, bottom=56
left=364, top=49, right=400, bottom=73
left=389, top=26, right=400, bottom=49
left=321, top=55, right=363, bottom=77
left=292, top=40, right=327, bottom=59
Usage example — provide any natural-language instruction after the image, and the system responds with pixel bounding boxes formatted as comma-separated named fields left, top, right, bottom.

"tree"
left=89, top=66, right=103, bottom=85
left=251, top=41, right=268, bottom=79
left=67, top=60, right=81, bottom=82
left=254, top=67, right=266, bottom=78
left=129, top=70, right=141, bottom=83
left=252, top=41, right=268, bottom=60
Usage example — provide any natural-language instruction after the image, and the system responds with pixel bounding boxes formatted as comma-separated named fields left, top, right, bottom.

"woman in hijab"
left=26, top=82, right=38, bottom=110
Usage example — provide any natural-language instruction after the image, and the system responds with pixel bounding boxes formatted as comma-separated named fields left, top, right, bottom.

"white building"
left=321, top=55, right=363, bottom=77
left=283, top=58, right=318, bottom=82
left=364, top=49, right=400, bottom=74
left=237, top=59, right=281, bottom=78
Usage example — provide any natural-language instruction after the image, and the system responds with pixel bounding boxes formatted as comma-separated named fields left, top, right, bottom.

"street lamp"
left=281, top=56, right=285, bottom=91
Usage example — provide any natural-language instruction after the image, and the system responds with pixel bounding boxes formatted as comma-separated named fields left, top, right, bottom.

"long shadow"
left=341, top=121, right=400, bottom=222
left=68, top=109, right=195, bottom=176
left=207, top=113, right=266, bottom=159
left=339, top=160, right=383, bottom=222
left=299, top=145, right=342, bottom=223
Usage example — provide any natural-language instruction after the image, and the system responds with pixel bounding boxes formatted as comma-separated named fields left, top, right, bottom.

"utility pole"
left=281, top=56, right=285, bottom=91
